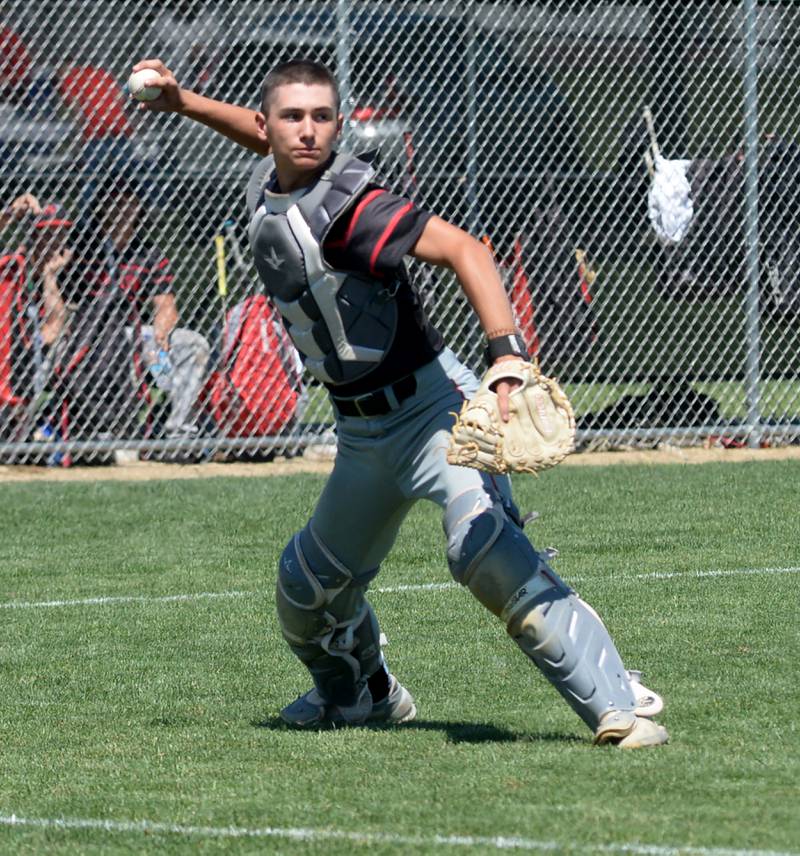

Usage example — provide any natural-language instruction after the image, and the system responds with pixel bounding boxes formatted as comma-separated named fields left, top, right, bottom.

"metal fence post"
left=742, top=0, right=763, bottom=448
left=336, top=0, right=353, bottom=146
left=464, top=0, right=480, bottom=237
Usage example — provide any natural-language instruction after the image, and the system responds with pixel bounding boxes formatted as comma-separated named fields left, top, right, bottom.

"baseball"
left=128, top=68, right=163, bottom=102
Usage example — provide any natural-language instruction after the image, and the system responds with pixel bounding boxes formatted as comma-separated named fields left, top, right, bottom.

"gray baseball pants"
left=313, top=347, right=511, bottom=571
left=279, top=348, right=638, bottom=729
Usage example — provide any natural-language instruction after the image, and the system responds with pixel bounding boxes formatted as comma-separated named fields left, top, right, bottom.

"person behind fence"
left=86, top=173, right=210, bottom=439
left=132, top=57, right=668, bottom=748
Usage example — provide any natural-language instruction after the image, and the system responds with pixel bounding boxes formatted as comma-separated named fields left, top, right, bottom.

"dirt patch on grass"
left=2, top=444, right=799, bottom=484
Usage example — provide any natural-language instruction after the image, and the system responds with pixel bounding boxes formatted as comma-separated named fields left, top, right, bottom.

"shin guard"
left=444, top=487, right=635, bottom=730
left=276, top=524, right=383, bottom=709
left=503, top=574, right=636, bottom=731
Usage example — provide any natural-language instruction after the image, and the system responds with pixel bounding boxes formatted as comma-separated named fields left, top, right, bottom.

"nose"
left=299, top=115, right=315, bottom=144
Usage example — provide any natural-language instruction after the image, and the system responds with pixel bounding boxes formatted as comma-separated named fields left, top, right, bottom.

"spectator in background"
left=5, top=173, right=209, bottom=445
left=80, top=173, right=210, bottom=439
left=1, top=193, right=73, bottom=436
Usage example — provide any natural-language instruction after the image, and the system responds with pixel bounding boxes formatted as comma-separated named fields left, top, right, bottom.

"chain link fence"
left=1, top=1, right=798, bottom=465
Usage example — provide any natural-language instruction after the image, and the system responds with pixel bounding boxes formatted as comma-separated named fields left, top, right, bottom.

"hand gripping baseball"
left=447, top=359, right=576, bottom=474
left=129, top=59, right=183, bottom=113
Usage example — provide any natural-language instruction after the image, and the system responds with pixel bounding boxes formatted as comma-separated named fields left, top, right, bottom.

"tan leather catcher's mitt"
left=447, top=359, right=576, bottom=474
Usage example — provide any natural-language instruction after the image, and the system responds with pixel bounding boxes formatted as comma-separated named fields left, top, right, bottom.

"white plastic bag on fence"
left=647, top=155, right=694, bottom=245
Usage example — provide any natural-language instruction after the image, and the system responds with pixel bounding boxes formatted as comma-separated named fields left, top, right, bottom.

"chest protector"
left=247, top=152, right=399, bottom=385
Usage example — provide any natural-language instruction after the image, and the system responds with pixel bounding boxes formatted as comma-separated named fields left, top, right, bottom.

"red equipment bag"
left=202, top=294, right=301, bottom=437
left=0, top=252, right=31, bottom=410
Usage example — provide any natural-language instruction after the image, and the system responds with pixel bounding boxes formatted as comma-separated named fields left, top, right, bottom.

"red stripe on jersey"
left=325, top=188, right=386, bottom=250
left=34, top=218, right=73, bottom=228
left=369, top=201, right=413, bottom=275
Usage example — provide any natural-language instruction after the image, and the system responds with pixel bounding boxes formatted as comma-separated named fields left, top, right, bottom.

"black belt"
left=332, top=374, right=418, bottom=418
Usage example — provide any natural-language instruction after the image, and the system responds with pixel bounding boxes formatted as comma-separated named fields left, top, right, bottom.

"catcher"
left=133, top=57, right=668, bottom=748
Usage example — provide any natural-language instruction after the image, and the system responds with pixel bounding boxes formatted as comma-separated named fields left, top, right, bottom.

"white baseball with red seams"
left=128, top=68, right=162, bottom=102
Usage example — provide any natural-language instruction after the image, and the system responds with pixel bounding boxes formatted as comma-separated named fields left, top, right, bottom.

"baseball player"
left=133, top=57, right=668, bottom=748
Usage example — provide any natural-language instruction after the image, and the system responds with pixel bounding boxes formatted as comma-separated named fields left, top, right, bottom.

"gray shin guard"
left=445, top=489, right=635, bottom=731
left=504, top=578, right=636, bottom=731
left=276, top=525, right=383, bottom=707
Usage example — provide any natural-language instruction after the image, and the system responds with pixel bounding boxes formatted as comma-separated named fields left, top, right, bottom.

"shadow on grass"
left=252, top=716, right=582, bottom=745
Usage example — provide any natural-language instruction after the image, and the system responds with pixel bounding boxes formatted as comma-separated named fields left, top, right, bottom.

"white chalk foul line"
left=0, top=813, right=796, bottom=856
left=0, top=583, right=455, bottom=610
left=2, top=567, right=799, bottom=611
left=633, top=566, right=800, bottom=581
left=0, top=591, right=251, bottom=610
left=374, top=581, right=456, bottom=593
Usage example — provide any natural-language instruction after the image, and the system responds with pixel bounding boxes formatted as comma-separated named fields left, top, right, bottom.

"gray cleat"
left=280, top=675, right=416, bottom=728
left=350, top=674, right=417, bottom=725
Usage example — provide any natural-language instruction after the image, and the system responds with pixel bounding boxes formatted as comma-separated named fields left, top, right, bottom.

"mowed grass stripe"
left=1, top=812, right=798, bottom=856
left=2, top=566, right=798, bottom=610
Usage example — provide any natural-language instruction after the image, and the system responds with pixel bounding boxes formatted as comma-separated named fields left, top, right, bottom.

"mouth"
left=293, top=148, right=320, bottom=159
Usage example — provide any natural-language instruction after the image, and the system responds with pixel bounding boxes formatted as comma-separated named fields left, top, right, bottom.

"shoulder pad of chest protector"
left=303, top=152, right=377, bottom=241
left=246, top=154, right=276, bottom=215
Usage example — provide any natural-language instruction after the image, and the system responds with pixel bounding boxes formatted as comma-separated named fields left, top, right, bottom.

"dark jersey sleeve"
left=118, top=241, right=174, bottom=302
left=322, top=186, right=433, bottom=277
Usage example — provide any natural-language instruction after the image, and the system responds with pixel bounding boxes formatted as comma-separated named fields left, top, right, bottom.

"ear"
left=337, top=112, right=344, bottom=137
left=255, top=111, right=269, bottom=143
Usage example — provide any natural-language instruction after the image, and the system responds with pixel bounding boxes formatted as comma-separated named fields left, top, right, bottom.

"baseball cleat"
left=354, top=674, right=417, bottom=725
left=627, top=670, right=665, bottom=718
left=594, top=710, right=669, bottom=749
left=280, top=675, right=416, bottom=728
left=280, top=687, right=338, bottom=728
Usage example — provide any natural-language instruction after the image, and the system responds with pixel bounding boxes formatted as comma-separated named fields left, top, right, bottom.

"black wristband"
left=485, top=333, right=530, bottom=367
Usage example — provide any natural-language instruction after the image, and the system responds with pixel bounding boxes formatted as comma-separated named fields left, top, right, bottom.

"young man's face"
left=97, top=191, right=142, bottom=241
left=256, top=82, right=342, bottom=189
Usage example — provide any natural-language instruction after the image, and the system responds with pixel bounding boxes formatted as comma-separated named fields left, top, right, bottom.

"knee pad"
left=444, top=487, right=544, bottom=618
left=276, top=524, right=383, bottom=706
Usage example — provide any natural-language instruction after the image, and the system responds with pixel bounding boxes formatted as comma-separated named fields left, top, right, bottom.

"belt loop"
left=383, top=385, right=400, bottom=410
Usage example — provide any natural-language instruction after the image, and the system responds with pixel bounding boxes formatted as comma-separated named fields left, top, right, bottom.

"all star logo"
left=264, top=247, right=284, bottom=271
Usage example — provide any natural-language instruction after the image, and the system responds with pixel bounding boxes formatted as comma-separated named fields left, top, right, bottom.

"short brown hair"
left=259, top=59, right=340, bottom=115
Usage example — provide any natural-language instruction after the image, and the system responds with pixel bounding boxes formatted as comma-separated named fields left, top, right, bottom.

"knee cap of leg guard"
left=446, top=489, right=556, bottom=619
left=278, top=534, right=329, bottom=611
left=444, top=488, right=504, bottom=585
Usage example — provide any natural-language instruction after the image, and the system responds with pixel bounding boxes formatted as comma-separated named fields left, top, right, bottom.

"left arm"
left=151, top=292, right=178, bottom=350
left=40, top=248, right=72, bottom=345
left=410, top=216, right=522, bottom=420
left=411, top=216, right=517, bottom=338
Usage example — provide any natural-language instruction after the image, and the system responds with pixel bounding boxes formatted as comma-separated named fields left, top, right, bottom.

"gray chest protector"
left=247, top=152, right=399, bottom=385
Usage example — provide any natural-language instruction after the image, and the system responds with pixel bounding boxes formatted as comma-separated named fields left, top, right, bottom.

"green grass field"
left=1, top=460, right=799, bottom=854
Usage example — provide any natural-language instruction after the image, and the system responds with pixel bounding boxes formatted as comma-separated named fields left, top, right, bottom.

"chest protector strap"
left=247, top=152, right=399, bottom=386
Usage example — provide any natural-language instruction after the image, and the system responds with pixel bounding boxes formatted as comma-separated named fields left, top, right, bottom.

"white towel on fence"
left=647, top=155, right=694, bottom=245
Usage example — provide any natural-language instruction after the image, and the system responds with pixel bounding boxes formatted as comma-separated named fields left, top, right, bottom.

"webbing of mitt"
left=447, top=359, right=576, bottom=474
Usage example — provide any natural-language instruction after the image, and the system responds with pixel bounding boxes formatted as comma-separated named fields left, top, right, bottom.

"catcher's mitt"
left=447, top=359, right=576, bottom=474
